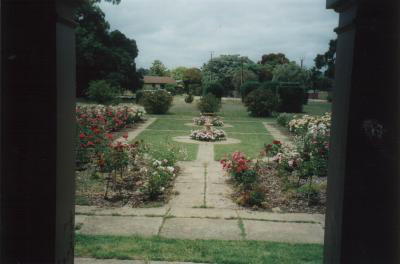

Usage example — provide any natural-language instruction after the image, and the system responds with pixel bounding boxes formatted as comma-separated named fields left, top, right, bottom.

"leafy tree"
left=309, top=67, right=333, bottom=92
left=231, top=69, right=258, bottom=92
left=75, top=2, right=142, bottom=97
left=240, top=80, right=260, bottom=101
left=170, top=66, right=188, bottom=81
left=202, top=55, right=255, bottom=96
left=246, top=64, right=274, bottom=82
left=149, top=60, right=169, bottom=76
left=314, top=39, right=337, bottom=79
left=138, top=68, right=150, bottom=76
left=259, top=53, right=290, bottom=67
left=183, top=68, right=202, bottom=84
left=205, top=81, right=224, bottom=98
left=272, top=62, right=309, bottom=84
left=183, top=68, right=202, bottom=93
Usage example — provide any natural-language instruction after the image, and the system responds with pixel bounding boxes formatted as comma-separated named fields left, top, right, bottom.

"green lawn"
left=303, top=101, right=331, bottom=116
left=134, top=129, right=198, bottom=161
left=75, top=234, right=323, bottom=264
left=141, top=96, right=331, bottom=160
left=144, top=96, right=275, bottom=160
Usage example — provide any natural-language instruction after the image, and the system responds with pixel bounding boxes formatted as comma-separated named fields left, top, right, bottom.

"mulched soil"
left=229, top=164, right=326, bottom=214
left=75, top=164, right=180, bottom=209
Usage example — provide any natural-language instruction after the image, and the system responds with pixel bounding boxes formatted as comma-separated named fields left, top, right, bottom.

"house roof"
left=144, top=76, right=177, bottom=85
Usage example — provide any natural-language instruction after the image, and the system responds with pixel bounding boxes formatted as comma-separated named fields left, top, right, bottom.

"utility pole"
left=210, top=51, right=214, bottom=82
left=241, top=57, right=244, bottom=87
left=300, top=57, right=305, bottom=69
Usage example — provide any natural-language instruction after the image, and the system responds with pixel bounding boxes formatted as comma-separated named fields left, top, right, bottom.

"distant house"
left=143, top=76, right=177, bottom=89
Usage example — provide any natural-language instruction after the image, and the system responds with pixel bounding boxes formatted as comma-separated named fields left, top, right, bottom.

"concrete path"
left=114, top=118, right=156, bottom=143
left=76, top=118, right=324, bottom=245
left=263, top=122, right=294, bottom=148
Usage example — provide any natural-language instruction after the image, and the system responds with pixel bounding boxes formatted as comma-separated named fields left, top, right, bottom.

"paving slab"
left=243, top=220, right=324, bottom=244
left=168, top=192, right=204, bottom=208
left=175, top=173, right=204, bottom=183
left=76, top=205, right=100, bottom=215
left=160, top=218, right=241, bottom=240
left=79, top=216, right=163, bottom=236
left=94, top=207, right=168, bottom=217
left=114, top=118, right=157, bottom=143
left=207, top=173, right=227, bottom=184
left=75, top=215, right=87, bottom=227
left=206, top=194, right=238, bottom=209
left=207, top=183, right=232, bottom=195
left=237, top=210, right=323, bottom=223
left=262, top=122, right=294, bottom=147
left=197, top=144, right=214, bottom=163
left=173, top=182, right=204, bottom=194
left=168, top=207, right=238, bottom=219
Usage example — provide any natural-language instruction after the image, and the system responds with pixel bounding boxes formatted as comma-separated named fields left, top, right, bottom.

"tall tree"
left=202, top=55, right=254, bottom=95
left=182, top=67, right=202, bottom=91
left=272, top=62, right=309, bottom=84
left=149, top=60, right=169, bottom=76
left=259, top=53, right=290, bottom=67
left=314, top=39, right=337, bottom=79
left=170, top=66, right=188, bottom=80
left=75, top=2, right=142, bottom=96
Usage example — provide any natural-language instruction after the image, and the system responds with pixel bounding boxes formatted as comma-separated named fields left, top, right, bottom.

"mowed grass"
left=215, top=133, right=273, bottom=161
left=75, top=234, right=323, bottom=264
left=304, top=101, right=331, bottom=116
left=141, top=97, right=331, bottom=161
left=134, top=129, right=198, bottom=161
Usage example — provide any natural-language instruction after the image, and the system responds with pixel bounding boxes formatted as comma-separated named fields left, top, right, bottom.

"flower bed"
left=76, top=139, right=181, bottom=207
left=272, top=113, right=331, bottom=178
left=193, top=116, right=224, bottom=126
left=190, top=128, right=226, bottom=141
left=75, top=104, right=181, bottom=207
left=76, top=104, right=145, bottom=167
left=221, top=151, right=326, bottom=213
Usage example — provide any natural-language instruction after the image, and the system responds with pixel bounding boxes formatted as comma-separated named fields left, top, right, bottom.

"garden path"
left=76, top=118, right=324, bottom=244
left=263, top=122, right=294, bottom=148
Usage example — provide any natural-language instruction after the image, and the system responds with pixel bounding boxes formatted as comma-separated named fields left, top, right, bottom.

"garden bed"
left=75, top=104, right=181, bottom=208
left=229, top=164, right=326, bottom=214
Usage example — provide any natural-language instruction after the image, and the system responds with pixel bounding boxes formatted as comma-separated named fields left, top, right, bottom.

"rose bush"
left=193, top=116, right=224, bottom=126
left=76, top=104, right=146, bottom=168
left=190, top=128, right=226, bottom=141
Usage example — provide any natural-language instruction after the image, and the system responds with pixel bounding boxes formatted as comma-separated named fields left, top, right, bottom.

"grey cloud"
left=99, top=0, right=338, bottom=69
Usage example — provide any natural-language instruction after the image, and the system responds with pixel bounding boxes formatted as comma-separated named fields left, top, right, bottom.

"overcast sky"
left=99, top=0, right=338, bottom=70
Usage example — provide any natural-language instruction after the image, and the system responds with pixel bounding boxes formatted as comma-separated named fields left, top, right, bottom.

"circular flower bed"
left=193, top=116, right=224, bottom=126
left=190, top=128, right=226, bottom=141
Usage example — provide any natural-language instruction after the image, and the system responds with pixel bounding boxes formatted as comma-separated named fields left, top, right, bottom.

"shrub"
left=276, top=113, right=295, bottom=127
left=240, top=80, right=260, bottom=100
left=204, top=81, right=224, bottom=98
left=185, top=93, right=194, bottom=103
left=190, top=84, right=203, bottom=96
left=135, top=90, right=144, bottom=103
left=86, top=80, right=118, bottom=104
left=327, top=93, right=333, bottom=102
left=141, top=90, right=173, bottom=114
left=244, top=88, right=280, bottom=117
left=259, top=81, right=280, bottom=93
left=165, top=84, right=177, bottom=95
left=197, top=93, right=221, bottom=113
left=248, top=189, right=266, bottom=206
left=277, top=84, right=305, bottom=113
